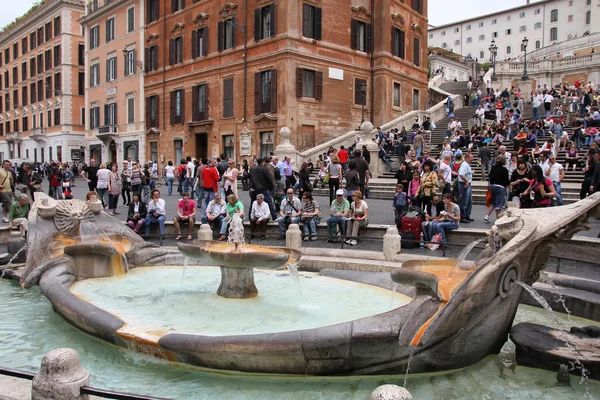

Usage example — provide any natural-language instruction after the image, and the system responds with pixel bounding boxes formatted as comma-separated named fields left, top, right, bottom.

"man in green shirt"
left=326, top=189, right=350, bottom=243
left=8, top=194, right=30, bottom=236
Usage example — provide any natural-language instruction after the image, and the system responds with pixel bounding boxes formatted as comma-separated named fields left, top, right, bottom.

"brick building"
left=79, top=0, right=146, bottom=164
left=0, top=0, right=86, bottom=164
left=143, top=0, right=428, bottom=165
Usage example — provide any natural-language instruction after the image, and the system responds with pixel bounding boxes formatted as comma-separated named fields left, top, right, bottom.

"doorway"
left=109, top=142, right=117, bottom=163
left=195, top=133, right=208, bottom=161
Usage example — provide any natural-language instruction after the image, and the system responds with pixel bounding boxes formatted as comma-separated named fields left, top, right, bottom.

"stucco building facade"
left=143, top=0, right=428, bottom=165
left=0, top=0, right=86, bottom=164
left=80, top=0, right=146, bottom=164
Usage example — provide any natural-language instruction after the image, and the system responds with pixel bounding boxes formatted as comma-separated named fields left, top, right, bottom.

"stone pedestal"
left=32, top=348, right=90, bottom=400
left=383, top=226, right=401, bottom=260
left=197, top=224, right=213, bottom=241
left=217, top=266, right=259, bottom=299
left=274, top=127, right=301, bottom=171
left=518, top=79, right=533, bottom=102
left=286, top=224, right=302, bottom=250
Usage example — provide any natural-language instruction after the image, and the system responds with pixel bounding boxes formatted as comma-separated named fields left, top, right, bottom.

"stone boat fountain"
left=18, top=192, right=600, bottom=376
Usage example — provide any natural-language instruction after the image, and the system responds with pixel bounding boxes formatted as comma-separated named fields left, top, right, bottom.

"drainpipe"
left=370, top=0, right=374, bottom=124
left=162, top=0, right=167, bottom=148
left=243, top=0, right=248, bottom=123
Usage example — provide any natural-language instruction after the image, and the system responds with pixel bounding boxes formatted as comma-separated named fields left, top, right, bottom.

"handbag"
left=62, top=181, right=70, bottom=188
left=323, top=173, right=330, bottom=184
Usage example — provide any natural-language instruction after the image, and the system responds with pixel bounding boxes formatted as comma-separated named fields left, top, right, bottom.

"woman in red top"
left=520, top=165, right=556, bottom=208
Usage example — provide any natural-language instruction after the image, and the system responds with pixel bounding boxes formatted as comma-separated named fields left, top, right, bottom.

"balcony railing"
left=5, top=132, right=22, bottom=144
left=30, top=128, right=46, bottom=143
left=98, top=125, right=118, bottom=134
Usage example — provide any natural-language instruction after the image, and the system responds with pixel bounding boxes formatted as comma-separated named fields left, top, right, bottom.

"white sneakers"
left=484, top=215, right=490, bottom=223
left=344, top=239, right=358, bottom=246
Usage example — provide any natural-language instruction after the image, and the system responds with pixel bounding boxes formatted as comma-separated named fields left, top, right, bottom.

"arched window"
left=550, top=27, right=558, bottom=41
left=506, top=45, right=511, bottom=54
left=535, top=40, right=541, bottom=49
left=567, top=34, right=573, bottom=40
left=479, top=50, right=484, bottom=59
left=550, top=9, right=558, bottom=22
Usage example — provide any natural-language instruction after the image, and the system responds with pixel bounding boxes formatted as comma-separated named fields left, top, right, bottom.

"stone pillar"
left=383, top=226, right=401, bottom=260
left=519, top=79, right=533, bottom=102
left=360, top=121, right=382, bottom=178
left=286, top=223, right=302, bottom=250
left=371, top=384, right=412, bottom=400
left=197, top=224, right=213, bottom=241
left=32, top=348, right=90, bottom=400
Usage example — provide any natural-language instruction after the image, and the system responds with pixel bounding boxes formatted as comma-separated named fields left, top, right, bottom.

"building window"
left=296, top=68, right=323, bottom=99
left=441, top=42, right=446, bottom=48
left=535, top=8, right=540, bottom=15
left=454, top=39, right=460, bottom=45
left=78, top=44, right=85, bottom=65
left=125, top=50, right=136, bottom=76
left=466, top=24, right=471, bottom=30
left=585, top=11, right=591, bottom=25
left=479, top=50, right=484, bottom=59
left=441, top=31, right=445, bottom=36
left=90, top=26, right=99, bottom=49
left=54, top=72, right=61, bottom=93
left=550, top=27, right=558, bottom=41
left=413, top=38, right=420, bottom=66
left=146, top=95, right=159, bottom=128
left=260, top=132, right=273, bottom=158
left=30, top=32, right=36, bottom=50
left=45, top=76, right=52, bottom=98
left=37, top=80, right=43, bottom=101
left=428, top=33, right=433, bottom=39
left=491, top=19, right=496, bottom=25
left=37, top=27, right=43, bottom=45
left=174, top=139, right=183, bottom=163
left=146, top=45, right=158, bottom=71
left=550, top=9, right=558, bottom=23
left=568, top=15, right=573, bottom=22
left=192, top=84, right=208, bottom=121
left=45, top=22, right=52, bottom=42
left=171, top=0, right=185, bottom=14
left=105, top=103, right=117, bottom=126
left=170, top=89, right=184, bottom=124
left=519, top=25, right=526, bottom=32
left=127, top=97, right=135, bottom=124
left=302, top=4, right=322, bottom=40
left=223, top=77, right=234, bottom=118
left=412, top=89, right=419, bottom=111
left=169, top=36, right=183, bottom=65
left=30, top=84, right=36, bottom=104
left=534, top=22, right=542, bottom=29
left=23, top=117, right=28, bottom=132
left=354, top=78, right=366, bottom=105
left=53, top=45, right=61, bottom=67
left=506, top=29, right=511, bottom=35
left=54, top=16, right=61, bottom=36
left=507, top=15, right=511, bottom=21
left=393, top=82, right=400, bottom=107
left=351, top=19, right=373, bottom=52
left=466, top=37, right=472, bottom=43
left=392, top=27, right=405, bottom=58
left=45, top=50, right=52, bottom=71
left=106, top=18, right=115, bottom=43
left=127, top=7, right=135, bottom=33
left=535, top=40, right=541, bottom=49
left=4, top=71, right=8, bottom=88
left=519, top=12, right=525, bottom=18
left=478, top=22, right=484, bottom=27
left=219, top=18, right=236, bottom=51
left=90, top=106, right=100, bottom=129
left=506, top=45, right=511, bottom=54
left=30, top=57, right=35, bottom=77
left=78, top=72, right=85, bottom=95
left=22, top=86, right=28, bottom=106
left=147, top=0, right=159, bottom=23
left=21, top=37, right=27, bottom=55
left=255, top=3, right=276, bottom=41
left=90, top=63, right=99, bottom=87
left=479, top=34, right=485, bottom=41
left=12, top=90, right=18, bottom=108
left=192, top=28, right=208, bottom=58
left=492, top=32, right=498, bottom=38
left=54, top=109, right=61, bottom=126
left=454, top=28, right=459, bottom=33
left=106, top=57, right=117, bottom=81
left=411, top=0, right=423, bottom=14
left=12, top=66, right=17, bottom=85
left=255, top=69, right=277, bottom=114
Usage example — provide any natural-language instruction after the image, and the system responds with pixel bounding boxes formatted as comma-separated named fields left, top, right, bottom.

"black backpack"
left=274, top=167, right=282, bottom=181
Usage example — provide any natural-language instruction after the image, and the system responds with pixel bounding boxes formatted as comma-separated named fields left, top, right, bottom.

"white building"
left=428, top=0, right=596, bottom=62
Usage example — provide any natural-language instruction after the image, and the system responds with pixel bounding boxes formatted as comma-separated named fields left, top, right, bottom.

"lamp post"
left=521, top=37, right=529, bottom=80
left=489, top=39, right=498, bottom=81
left=360, top=81, right=366, bottom=124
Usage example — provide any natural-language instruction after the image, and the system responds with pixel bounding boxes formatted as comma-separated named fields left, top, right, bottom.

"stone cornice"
left=219, top=3, right=238, bottom=19
left=351, top=6, right=371, bottom=22
left=0, top=0, right=85, bottom=45
left=78, top=0, right=133, bottom=26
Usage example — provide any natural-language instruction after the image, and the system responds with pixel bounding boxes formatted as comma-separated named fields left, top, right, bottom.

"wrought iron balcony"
left=98, top=125, right=118, bottom=134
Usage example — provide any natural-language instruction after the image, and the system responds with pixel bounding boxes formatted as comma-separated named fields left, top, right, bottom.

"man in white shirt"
left=145, top=189, right=166, bottom=237
left=545, top=154, right=565, bottom=206
left=531, top=91, right=543, bottom=121
left=184, top=156, right=196, bottom=198
left=475, top=105, right=485, bottom=127
left=202, top=192, right=227, bottom=230
left=457, top=153, right=474, bottom=223
left=438, top=154, right=452, bottom=194
left=277, top=189, right=302, bottom=238
left=543, top=91, right=554, bottom=118
left=250, top=194, right=271, bottom=240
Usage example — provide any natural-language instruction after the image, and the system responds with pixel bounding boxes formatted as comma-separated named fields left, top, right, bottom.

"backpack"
left=273, top=167, right=282, bottom=181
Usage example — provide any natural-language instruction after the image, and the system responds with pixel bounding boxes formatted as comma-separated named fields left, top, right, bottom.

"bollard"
left=32, top=348, right=90, bottom=400
left=286, top=224, right=302, bottom=250
left=197, top=224, right=213, bottom=241
left=371, top=384, right=412, bottom=400
left=383, top=226, right=401, bottom=260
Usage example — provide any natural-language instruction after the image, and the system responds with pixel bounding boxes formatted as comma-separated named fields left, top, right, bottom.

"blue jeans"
left=302, top=218, right=318, bottom=237
left=183, top=178, right=193, bottom=195
left=195, top=186, right=205, bottom=207
left=422, top=221, right=436, bottom=242
left=326, top=216, right=347, bottom=240
left=202, top=190, right=216, bottom=217
left=552, top=181, right=563, bottom=206
left=277, top=215, right=300, bottom=234
left=458, top=183, right=472, bottom=220
left=145, top=214, right=166, bottom=235
left=415, top=146, right=423, bottom=159
left=166, top=177, right=174, bottom=195
left=532, top=107, right=540, bottom=121
left=201, top=214, right=224, bottom=232
left=435, top=221, right=459, bottom=245
left=220, top=217, right=231, bottom=235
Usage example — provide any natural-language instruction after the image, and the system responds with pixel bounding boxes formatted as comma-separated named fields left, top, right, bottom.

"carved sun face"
left=54, top=200, right=94, bottom=237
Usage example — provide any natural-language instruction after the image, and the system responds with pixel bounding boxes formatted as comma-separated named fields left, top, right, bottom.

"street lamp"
left=489, top=39, right=498, bottom=81
left=360, top=81, right=367, bottom=124
left=521, top=37, right=529, bottom=80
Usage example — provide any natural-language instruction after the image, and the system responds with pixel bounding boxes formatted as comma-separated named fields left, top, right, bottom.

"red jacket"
left=202, top=166, right=219, bottom=192
left=338, top=149, right=348, bottom=163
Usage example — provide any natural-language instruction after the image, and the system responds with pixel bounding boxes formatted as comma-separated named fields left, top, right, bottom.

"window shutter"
left=153, top=47, right=158, bottom=70
left=351, top=19, right=358, bottom=50
left=113, top=103, right=117, bottom=125
left=104, top=104, right=109, bottom=125
left=254, top=8, right=261, bottom=42
left=169, top=39, right=175, bottom=65
left=145, top=96, right=151, bottom=128
left=171, top=0, right=176, bottom=14
left=254, top=72, right=261, bottom=114
left=302, top=4, right=310, bottom=37
left=132, top=49, right=136, bottom=73
left=354, top=79, right=361, bottom=105
left=192, top=85, right=199, bottom=121
left=144, top=48, right=150, bottom=72
left=413, top=38, right=420, bottom=66
left=203, top=84, right=209, bottom=118
left=315, top=71, right=323, bottom=100
left=124, top=53, right=129, bottom=76
left=105, top=21, right=109, bottom=43
left=155, top=95, right=160, bottom=127
left=314, top=7, right=322, bottom=40
left=106, top=59, right=109, bottom=82
left=192, top=30, right=198, bottom=58
left=113, top=59, right=117, bottom=80
left=296, top=68, right=303, bottom=97
left=231, top=24, right=236, bottom=47
left=366, top=23, right=373, bottom=53
left=270, top=3, right=276, bottom=37
left=180, top=89, right=185, bottom=123
left=217, top=21, right=224, bottom=52
left=202, top=28, right=208, bottom=56
left=154, top=0, right=159, bottom=22
left=392, top=28, right=398, bottom=57
left=270, top=69, right=277, bottom=113
left=170, top=91, right=175, bottom=125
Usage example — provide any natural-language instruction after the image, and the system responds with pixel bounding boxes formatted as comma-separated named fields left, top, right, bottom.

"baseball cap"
left=336, top=189, right=344, bottom=196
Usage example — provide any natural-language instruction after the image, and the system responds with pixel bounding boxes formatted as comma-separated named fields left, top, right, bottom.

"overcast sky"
left=0, top=0, right=537, bottom=37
